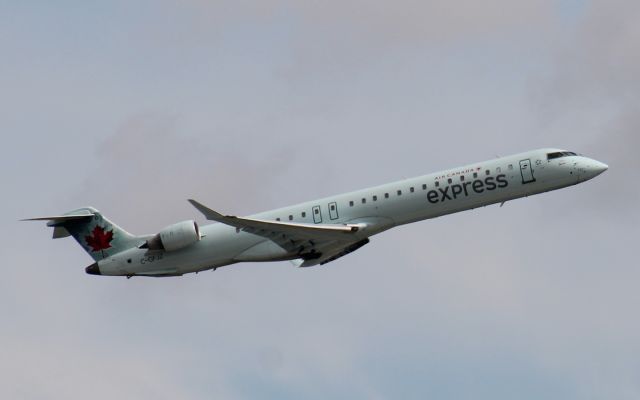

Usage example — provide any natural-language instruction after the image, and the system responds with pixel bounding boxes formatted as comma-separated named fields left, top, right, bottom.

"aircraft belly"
left=98, top=226, right=266, bottom=275
left=234, top=239, right=292, bottom=262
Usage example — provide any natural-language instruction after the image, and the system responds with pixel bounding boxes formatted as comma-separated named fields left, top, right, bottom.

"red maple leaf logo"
left=85, top=226, right=113, bottom=252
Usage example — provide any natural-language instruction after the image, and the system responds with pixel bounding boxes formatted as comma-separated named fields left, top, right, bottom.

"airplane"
left=25, top=148, right=607, bottom=278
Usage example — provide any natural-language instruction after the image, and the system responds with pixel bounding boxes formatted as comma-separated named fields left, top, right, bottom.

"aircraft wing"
left=188, top=199, right=363, bottom=258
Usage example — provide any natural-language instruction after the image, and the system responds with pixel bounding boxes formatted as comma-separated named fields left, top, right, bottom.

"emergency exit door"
left=328, top=202, right=339, bottom=220
left=520, top=159, right=536, bottom=184
left=312, top=205, right=322, bottom=223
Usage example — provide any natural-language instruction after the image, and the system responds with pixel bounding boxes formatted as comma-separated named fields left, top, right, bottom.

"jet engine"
left=145, top=220, right=200, bottom=251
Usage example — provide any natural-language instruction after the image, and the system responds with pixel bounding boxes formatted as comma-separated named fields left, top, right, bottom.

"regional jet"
left=25, top=149, right=607, bottom=277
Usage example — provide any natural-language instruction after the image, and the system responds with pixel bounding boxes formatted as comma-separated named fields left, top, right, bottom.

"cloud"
left=543, top=0, right=640, bottom=106
left=75, top=112, right=295, bottom=232
left=532, top=0, right=640, bottom=214
left=182, top=0, right=554, bottom=43
left=0, top=341, right=206, bottom=400
left=174, top=0, right=557, bottom=86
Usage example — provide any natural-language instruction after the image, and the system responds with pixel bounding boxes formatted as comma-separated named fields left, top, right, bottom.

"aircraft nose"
left=578, top=158, right=608, bottom=181
left=85, top=262, right=101, bottom=275
left=589, top=160, right=608, bottom=176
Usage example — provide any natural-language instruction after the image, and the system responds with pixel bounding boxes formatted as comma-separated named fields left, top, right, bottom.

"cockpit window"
left=547, top=151, right=577, bottom=160
left=547, top=152, right=563, bottom=160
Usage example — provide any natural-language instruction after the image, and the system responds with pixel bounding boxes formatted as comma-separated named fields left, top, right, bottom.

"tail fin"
left=24, top=207, right=142, bottom=261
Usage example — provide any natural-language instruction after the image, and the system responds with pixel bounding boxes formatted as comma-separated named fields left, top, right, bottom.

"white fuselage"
left=96, top=148, right=607, bottom=276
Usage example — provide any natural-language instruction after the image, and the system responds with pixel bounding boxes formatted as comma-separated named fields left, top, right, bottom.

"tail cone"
left=85, top=263, right=101, bottom=275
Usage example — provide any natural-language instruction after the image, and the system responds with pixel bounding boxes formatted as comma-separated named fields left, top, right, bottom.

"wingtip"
left=188, top=199, right=207, bottom=211
left=187, top=199, right=225, bottom=221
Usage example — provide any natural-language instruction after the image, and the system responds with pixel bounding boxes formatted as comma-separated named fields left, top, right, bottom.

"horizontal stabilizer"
left=22, top=214, right=93, bottom=221
left=22, top=211, right=95, bottom=226
left=22, top=210, right=95, bottom=239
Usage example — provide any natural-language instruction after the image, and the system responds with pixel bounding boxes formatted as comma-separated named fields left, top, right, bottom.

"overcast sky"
left=1, top=1, right=639, bottom=399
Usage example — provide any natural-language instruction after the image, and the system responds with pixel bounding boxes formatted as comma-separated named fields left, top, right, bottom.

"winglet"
left=188, top=199, right=228, bottom=222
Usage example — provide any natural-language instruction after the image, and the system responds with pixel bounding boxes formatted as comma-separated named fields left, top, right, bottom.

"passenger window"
left=422, top=184, right=427, bottom=190
left=276, top=218, right=280, bottom=221
left=397, top=190, right=402, bottom=196
left=508, top=164, right=513, bottom=170
left=349, top=201, right=354, bottom=207
left=485, top=170, right=490, bottom=175
left=330, top=204, right=335, bottom=210
left=362, top=198, right=366, bottom=204
left=301, top=212, right=306, bottom=218
left=410, top=187, right=415, bottom=193
left=435, top=181, right=440, bottom=187
left=385, top=193, right=389, bottom=199
left=473, top=172, right=478, bottom=178
left=373, top=195, right=377, bottom=201
left=496, top=167, right=502, bottom=173
left=460, top=175, right=465, bottom=182
left=289, top=215, right=293, bottom=221
left=447, top=178, right=452, bottom=184
left=314, top=208, right=319, bottom=214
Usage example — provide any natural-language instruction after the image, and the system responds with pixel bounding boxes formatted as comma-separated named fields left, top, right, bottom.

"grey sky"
left=1, top=1, right=638, bottom=399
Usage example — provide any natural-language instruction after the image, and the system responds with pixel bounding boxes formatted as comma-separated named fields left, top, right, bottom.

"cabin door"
left=519, top=159, right=536, bottom=184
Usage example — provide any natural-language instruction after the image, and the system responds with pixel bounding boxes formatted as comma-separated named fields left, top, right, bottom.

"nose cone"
left=589, top=160, right=608, bottom=177
left=579, top=159, right=608, bottom=181
left=85, top=262, right=101, bottom=275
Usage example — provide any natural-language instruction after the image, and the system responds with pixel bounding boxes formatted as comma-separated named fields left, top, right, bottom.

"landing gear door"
left=520, top=159, right=536, bottom=184
left=312, top=205, right=322, bottom=224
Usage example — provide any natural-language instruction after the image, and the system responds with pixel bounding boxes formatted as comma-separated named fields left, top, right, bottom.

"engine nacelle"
left=146, top=220, right=200, bottom=251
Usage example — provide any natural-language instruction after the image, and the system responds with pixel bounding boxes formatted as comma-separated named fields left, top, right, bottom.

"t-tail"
left=23, top=207, right=142, bottom=262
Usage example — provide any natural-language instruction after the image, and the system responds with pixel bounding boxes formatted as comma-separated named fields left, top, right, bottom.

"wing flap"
left=288, top=239, right=370, bottom=268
